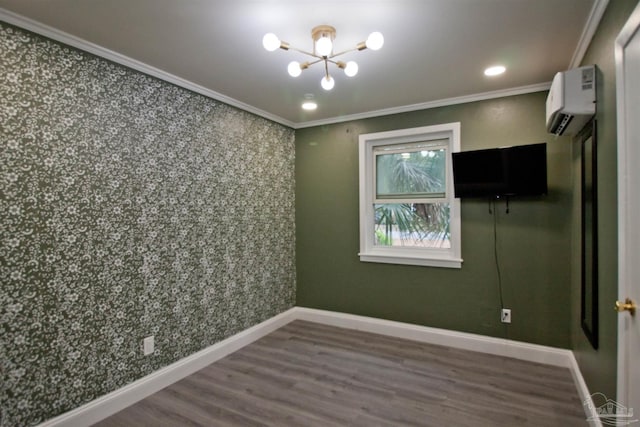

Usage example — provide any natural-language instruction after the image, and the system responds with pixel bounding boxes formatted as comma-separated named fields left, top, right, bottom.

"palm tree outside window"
left=374, top=141, right=450, bottom=248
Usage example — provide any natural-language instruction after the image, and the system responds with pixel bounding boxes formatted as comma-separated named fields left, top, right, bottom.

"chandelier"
left=262, top=25, right=384, bottom=91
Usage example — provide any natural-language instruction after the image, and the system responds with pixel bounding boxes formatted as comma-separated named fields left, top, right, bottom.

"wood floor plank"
left=94, top=320, right=588, bottom=426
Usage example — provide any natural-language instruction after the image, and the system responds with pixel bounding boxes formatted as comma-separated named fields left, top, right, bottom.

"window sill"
left=358, top=252, right=463, bottom=268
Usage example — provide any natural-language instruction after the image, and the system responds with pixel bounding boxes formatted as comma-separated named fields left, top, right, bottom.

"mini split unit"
left=546, top=65, right=596, bottom=136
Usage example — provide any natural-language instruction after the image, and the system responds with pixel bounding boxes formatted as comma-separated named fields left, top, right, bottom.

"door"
left=616, top=1, right=640, bottom=418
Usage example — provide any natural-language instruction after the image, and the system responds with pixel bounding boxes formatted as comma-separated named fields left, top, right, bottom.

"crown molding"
left=293, top=82, right=551, bottom=129
left=569, top=0, right=610, bottom=68
left=0, top=8, right=297, bottom=129
left=3, top=4, right=598, bottom=130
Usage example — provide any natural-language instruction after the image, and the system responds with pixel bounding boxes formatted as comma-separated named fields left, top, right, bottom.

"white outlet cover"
left=143, top=336, right=154, bottom=355
left=501, top=309, right=512, bottom=324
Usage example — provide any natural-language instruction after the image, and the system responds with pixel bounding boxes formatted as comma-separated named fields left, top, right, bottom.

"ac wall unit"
left=546, top=65, right=596, bottom=136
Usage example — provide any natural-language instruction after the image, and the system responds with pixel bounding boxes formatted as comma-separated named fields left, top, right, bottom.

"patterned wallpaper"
left=0, top=23, right=296, bottom=426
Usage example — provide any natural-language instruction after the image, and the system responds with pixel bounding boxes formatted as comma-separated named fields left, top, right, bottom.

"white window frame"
left=358, top=123, right=462, bottom=268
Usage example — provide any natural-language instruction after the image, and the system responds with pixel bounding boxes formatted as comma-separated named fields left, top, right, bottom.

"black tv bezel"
left=452, top=143, right=548, bottom=199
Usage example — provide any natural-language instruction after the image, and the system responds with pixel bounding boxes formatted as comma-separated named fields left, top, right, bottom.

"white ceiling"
left=0, top=0, right=603, bottom=128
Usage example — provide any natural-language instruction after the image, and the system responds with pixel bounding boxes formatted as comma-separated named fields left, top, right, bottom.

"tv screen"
left=452, top=143, right=547, bottom=198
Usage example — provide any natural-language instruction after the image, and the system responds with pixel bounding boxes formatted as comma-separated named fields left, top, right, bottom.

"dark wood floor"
left=94, top=320, right=587, bottom=426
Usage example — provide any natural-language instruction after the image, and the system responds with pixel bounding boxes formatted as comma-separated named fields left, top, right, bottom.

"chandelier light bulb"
left=321, top=75, right=335, bottom=91
left=315, top=37, right=333, bottom=57
left=365, top=32, right=384, bottom=50
left=288, top=61, right=302, bottom=77
left=262, top=33, right=281, bottom=51
left=344, top=61, right=359, bottom=77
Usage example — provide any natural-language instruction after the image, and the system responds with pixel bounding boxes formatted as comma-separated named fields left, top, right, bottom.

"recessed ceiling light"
left=302, top=101, right=317, bottom=111
left=302, top=94, right=317, bottom=111
left=484, top=65, right=506, bottom=76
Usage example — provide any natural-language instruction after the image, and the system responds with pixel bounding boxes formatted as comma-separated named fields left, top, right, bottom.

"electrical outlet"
left=143, top=336, right=154, bottom=356
left=501, top=308, right=512, bottom=324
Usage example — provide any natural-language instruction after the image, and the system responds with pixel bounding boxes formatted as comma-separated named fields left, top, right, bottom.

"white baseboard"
left=292, top=307, right=572, bottom=366
left=292, top=307, right=598, bottom=425
left=38, top=306, right=597, bottom=426
left=38, top=308, right=298, bottom=427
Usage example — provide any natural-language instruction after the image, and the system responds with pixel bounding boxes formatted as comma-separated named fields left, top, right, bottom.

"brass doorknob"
left=615, top=298, right=637, bottom=315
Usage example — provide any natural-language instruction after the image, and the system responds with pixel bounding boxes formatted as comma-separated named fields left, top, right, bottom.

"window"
left=358, top=123, right=462, bottom=268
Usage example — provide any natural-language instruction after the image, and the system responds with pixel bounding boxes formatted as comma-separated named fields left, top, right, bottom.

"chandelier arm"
left=329, top=47, right=359, bottom=59
left=324, top=59, right=330, bottom=78
left=288, top=46, right=322, bottom=60
left=307, top=58, right=324, bottom=67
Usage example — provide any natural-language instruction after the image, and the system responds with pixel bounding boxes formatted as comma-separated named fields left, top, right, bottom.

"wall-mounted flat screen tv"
left=452, top=143, right=547, bottom=198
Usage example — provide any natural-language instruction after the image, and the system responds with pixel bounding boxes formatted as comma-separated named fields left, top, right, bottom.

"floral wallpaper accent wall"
left=0, top=23, right=296, bottom=426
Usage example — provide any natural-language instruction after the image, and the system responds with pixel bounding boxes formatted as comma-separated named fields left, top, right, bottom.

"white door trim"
left=615, top=0, right=640, bottom=407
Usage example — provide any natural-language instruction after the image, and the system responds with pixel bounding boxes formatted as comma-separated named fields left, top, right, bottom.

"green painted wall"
left=571, top=0, right=640, bottom=401
left=296, top=92, right=574, bottom=348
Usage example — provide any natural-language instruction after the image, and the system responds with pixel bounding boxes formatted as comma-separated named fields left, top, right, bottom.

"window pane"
left=376, top=149, right=446, bottom=199
left=374, top=203, right=450, bottom=248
